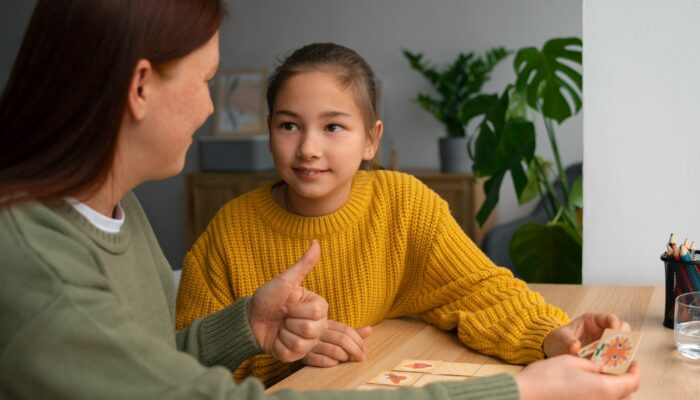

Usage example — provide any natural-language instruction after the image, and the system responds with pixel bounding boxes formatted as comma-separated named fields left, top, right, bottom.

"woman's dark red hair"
left=0, top=0, right=225, bottom=206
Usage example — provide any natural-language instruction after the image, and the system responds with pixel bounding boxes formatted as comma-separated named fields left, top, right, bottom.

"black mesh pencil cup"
left=661, top=254, right=700, bottom=328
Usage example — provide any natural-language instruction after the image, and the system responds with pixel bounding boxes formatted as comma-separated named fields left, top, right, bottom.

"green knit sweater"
left=0, top=193, right=519, bottom=400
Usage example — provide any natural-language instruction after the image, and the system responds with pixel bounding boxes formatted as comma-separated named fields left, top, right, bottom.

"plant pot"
left=439, top=137, right=472, bottom=173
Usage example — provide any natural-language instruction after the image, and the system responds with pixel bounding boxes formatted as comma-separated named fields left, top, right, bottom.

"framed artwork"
left=214, top=69, right=267, bottom=136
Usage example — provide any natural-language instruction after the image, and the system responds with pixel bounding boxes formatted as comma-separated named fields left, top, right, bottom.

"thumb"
left=589, top=357, right=606, bottom=372
left=277, top=240, right=321, bottom=287
left=564, top=354, right=604, bottom=373
left=595, top=313, right=621, bottom=329
left=568, top=338, right=582, bottom=355
left=356, top=326, right=372, bottom=339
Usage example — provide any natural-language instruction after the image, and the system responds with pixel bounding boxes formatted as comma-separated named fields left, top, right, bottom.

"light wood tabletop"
left=268, top=285, right=699, bottom=399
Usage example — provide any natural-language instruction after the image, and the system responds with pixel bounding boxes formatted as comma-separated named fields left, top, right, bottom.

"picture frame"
left=214, top=69, right=267, bottom=136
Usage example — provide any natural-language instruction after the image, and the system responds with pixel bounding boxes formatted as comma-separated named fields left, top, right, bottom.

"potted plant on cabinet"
left=471, top=37, right=583, bottom=283
left=403, top=47, right=510, bottom=172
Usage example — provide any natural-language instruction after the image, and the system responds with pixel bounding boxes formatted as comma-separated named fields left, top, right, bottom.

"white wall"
left=583, top=0, right=700, bottom=284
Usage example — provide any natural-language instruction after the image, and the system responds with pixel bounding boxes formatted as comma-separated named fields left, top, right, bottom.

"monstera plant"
left=471, top=37, right=583, bottom=283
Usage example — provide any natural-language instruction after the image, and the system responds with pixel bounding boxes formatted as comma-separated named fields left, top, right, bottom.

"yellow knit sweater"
left=176, top=170, right=570, bottom=386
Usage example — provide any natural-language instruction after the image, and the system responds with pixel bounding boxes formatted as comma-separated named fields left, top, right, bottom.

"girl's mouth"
left=293, top=167, right=328, bottom=179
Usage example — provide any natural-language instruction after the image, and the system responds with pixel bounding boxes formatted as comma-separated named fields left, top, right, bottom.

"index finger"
left=329, top=320, right=366, bottom=351
left=285, top=293, right=328, bottom=320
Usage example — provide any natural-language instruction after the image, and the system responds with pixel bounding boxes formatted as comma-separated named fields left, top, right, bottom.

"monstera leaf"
left=517, top=156, right=551, bottom=205
left=569, top=175, right=583, bottom=209
left=510, top=221, right=582, bottom=283
left=461, top=93, right=499, bottom=129
left=514, top=37, right=582, bottom=123
left=473, top=89, right=536, bottom=226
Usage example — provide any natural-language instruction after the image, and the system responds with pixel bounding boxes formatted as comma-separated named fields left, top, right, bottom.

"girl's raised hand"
left=543, top=312, right=631, bottom=357
left=302, top=320, right=372, bottom=367
left=249, top=240, right=329, bottom=362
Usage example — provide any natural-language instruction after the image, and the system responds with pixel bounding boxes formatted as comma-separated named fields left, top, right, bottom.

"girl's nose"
left=296, top=131, right=322, bottom=160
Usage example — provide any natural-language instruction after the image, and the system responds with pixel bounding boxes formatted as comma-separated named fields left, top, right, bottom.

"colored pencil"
left=690, top=242, right=696, bottom=260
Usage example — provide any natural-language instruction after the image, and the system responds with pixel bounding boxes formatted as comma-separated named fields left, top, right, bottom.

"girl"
left=176, top=42, right=637, bottom=394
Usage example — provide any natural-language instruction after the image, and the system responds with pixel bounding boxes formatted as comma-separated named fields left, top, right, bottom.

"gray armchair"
left=481, top=163, right=582, bottom=273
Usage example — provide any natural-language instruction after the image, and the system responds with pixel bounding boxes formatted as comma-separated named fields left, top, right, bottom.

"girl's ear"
left=363, top=120, right=384, bottom=160
left=126, top=59, right=154, bottom=121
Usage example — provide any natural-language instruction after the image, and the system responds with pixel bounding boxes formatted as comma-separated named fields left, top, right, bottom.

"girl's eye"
left=279, top=122, right=299, bottom=131
left=326, top=124, right=344, bottom=133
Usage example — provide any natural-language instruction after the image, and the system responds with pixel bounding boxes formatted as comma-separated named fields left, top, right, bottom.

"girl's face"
left=269, top=70, right=381, bottom=216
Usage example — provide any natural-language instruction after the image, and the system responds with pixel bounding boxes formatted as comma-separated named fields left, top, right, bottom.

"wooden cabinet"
left=186, top=171, right=496, bottom=247
left=401, top=170, right=496, bottom=246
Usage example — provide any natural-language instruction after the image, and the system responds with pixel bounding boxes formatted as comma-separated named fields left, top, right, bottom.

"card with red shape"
left=368, top=371, right=421, bottom=387
left=393, top=360, right=443, bottom=373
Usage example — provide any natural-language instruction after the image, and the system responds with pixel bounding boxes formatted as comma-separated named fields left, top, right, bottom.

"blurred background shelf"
left=186, top=170, right=496, bottom=248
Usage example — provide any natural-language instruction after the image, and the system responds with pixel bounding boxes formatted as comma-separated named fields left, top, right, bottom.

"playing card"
left=368, top=371, right=421, bottom=387
left=473, top=364, right=523, bottom=377
left=432, top=362, right=481, bottom=376
left=393, top=360, right=443, bottom=373
left=356, top=384, right=398, bottom=391
left=413, top=374, right=468, bottom=387
left=590, top=329, right=642, bottom=375
left=578, top=339, right=601, bottom=358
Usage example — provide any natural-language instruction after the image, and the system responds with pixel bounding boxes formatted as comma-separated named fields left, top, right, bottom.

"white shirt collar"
left=65, top=197, right=125, bottom=234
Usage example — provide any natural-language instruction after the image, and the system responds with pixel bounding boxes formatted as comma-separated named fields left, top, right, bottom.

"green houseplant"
left=402, top=48, right=510, bottom=172
left=471, top=37, right=583, bottom=283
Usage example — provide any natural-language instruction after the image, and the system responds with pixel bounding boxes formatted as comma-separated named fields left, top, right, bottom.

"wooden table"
left=269, top=285, right=699, bottom=399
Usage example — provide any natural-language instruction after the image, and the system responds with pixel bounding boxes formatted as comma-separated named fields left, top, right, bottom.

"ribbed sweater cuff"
left=440, top=374, right=519, bottom=400
left=198, top=296, right=263, bottom=370
left=517, top=311, right=570, bottom=361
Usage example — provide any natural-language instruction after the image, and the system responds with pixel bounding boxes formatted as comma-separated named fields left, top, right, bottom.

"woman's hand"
left=516, top=355, right=640, bottom=400
left=544, top=312, right=630, bottom=357
left=302, top=320, right=372, bottom=367
left=249, top=240, right=328, bottom=362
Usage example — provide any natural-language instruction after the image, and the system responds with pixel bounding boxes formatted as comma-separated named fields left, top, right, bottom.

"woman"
left=0, top=1, right=639, bottom=399
left=0, top=1, right=328, bottom=398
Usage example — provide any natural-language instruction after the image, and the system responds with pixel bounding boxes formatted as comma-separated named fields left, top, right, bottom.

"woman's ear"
left=267, top=115, right=273, bottom=151
left=363, top=120, right=384, bottom=160
left=126, top=59, right=154, bottom=121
